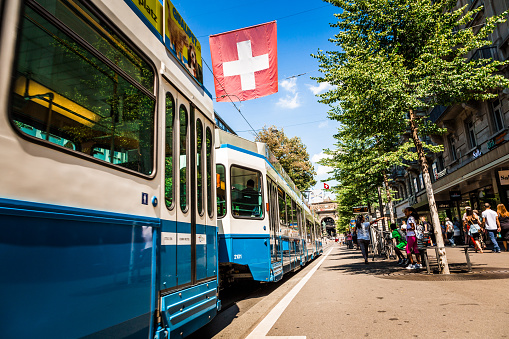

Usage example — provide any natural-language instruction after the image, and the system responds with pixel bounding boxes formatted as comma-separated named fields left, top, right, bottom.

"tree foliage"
left=314, top=0, right=509, bottom=273
left=256, top=126, right=317, bottom=191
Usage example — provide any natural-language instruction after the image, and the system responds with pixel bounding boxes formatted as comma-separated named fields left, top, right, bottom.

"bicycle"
left=370, top=226, right=395, bottom=261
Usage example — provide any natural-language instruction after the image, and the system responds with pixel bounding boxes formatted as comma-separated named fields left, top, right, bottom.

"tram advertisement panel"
left=165, top=0, right=203, bottom=84
left=125, top=0, right=163, bottom=37
left=125, top=0, right=203, bottom=84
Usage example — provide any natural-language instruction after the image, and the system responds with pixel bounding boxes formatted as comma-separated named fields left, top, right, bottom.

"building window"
left=491, top=98, right=504, bottom=133
left=448, top=135, right=457, bottom=161
left=466, top=118, right=477, bottom=149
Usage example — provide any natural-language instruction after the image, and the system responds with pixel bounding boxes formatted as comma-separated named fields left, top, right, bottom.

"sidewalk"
left=354, top=242, right=509, bottom=278
left=264, top=244, right=509, bottom=338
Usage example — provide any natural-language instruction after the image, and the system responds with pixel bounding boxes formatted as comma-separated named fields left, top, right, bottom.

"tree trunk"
left=383, top=172, right=395, bottom=224
left=377, top=186, right=386, bottom=231
left=409, top=109, right=450, bottom=274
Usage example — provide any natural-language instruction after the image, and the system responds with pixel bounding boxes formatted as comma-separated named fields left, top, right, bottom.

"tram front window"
left=230, top=166, right=263, bottom=218
left=10, top=0, right=155, bottom=175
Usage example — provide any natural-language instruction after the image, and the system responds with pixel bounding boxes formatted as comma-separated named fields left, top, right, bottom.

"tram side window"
left=278, top=187, right=286, bottom=225
left=165, top=93, right=174, bottom=208
left=216, top=164, right=226, bottom=218
left=231, top=166, right=263, bottom=218
left=206, top=128, right=213, bottom=218
left=10, top=1, right=155, bottom=175
left=196, top=118, right=203, bottom=215
left=286, top=195, right=293, bottom=227
left=179, top=105, right=188, bottom=212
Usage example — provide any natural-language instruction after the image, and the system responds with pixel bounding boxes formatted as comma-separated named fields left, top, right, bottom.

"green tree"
left=256, top=126, right=317, bottom=192
left=314, top=0, right=509, bottom=273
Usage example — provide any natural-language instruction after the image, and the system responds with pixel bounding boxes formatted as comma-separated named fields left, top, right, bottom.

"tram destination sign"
left=352, top=206, right=368, bottom=214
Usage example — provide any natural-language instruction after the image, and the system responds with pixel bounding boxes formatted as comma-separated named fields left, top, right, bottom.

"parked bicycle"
left=370, top=225, right=396, bottom=261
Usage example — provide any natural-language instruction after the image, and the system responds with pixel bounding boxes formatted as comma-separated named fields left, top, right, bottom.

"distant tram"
left=215, top=129, right=323, bottom=284
left=0, top=0, right=219, bottom=338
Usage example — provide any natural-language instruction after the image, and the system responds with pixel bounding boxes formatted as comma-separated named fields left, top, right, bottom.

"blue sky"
left=173, top=0, right=340, bottom=196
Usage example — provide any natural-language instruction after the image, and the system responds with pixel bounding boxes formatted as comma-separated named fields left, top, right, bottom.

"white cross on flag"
left=209, top=21, right=278, bottom=102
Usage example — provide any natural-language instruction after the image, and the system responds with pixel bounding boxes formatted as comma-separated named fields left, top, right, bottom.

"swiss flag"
left=209, top=21, right=278, bottom=102
left=324, top=183, right=330, bottom=190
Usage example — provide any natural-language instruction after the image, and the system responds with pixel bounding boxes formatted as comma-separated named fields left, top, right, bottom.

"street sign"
left=352, top=206, right=368, bottom=213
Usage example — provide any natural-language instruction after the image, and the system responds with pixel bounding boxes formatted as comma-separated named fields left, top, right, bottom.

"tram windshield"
left=230, top=166, right=263, bottom=218
left=10, top=0, right=155, bottom=175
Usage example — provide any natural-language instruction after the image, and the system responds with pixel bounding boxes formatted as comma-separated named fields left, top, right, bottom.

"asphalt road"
left=189, top=243, right=509, bottom=338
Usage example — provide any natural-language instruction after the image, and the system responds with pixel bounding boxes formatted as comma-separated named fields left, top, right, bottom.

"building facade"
left=392, top=0, right=509, bottom=223
left=309, top=199, right=338, bottom=236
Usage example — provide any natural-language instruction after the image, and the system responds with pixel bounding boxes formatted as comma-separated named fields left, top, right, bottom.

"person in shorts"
left=404, top=207, right=422, bottom=270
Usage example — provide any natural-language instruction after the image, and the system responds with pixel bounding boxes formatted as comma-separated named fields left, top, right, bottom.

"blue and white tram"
left=0, top=1, right=219, bottom=338
left=215, top=129, right=322, bottom=284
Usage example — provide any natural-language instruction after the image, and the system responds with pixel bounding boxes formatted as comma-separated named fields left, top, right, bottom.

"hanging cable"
left=202, top=58, right=258, bottom=136
left=236, top=119, right=328, bottom=133
left=196, top=5, right=331, bottom=38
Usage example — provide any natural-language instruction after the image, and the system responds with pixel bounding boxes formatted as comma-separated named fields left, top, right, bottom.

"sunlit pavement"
left=193, top=243, right=509, bottom=338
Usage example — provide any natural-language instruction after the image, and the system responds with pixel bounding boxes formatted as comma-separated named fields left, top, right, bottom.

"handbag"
left=468, top=219, right=481, bottom=236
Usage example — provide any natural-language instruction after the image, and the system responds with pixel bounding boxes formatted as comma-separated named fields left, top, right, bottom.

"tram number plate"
left=234, top=254, right=242, bottom=260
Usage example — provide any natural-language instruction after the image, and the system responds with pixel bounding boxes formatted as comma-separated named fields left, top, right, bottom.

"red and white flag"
left=324, top=183, right=330, bottom=190
left=209, top=21, right=278, bottom=102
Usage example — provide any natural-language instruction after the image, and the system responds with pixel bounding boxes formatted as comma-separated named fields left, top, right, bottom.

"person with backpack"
left=465, top=208, right=484, bottom=253
left=404, top=207, right=422, bottom=270
left=390, top=223, right=407, bottom=266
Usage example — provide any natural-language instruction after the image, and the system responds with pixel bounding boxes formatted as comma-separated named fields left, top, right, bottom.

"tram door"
left=160, top=79, right=215, bottom=291
left=267, top=178, right=280, bottom=263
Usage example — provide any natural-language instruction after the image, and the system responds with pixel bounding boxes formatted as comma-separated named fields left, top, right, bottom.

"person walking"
left=465, top=208, right=483, bottom=253
left=355, top=215, right=386, bottom=265
left=445, top=217, right=455, bottom=246
left=421, top=216, right=434, bottom=246
left=404, top=207, right=422, bottom=270
left=452, top=218, right=462, bottom=245
left=482, top=203, right=501, bottom=253
left=497, top=204, right=509, bottom=252
left=352, top=228, right=358, bottom=250
left=390, top=223, right=407, bottom=266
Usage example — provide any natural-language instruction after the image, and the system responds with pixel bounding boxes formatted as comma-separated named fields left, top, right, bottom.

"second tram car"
left=0, top=1, right=219, bottom=338
left=215, top=129, right=322, bottom=284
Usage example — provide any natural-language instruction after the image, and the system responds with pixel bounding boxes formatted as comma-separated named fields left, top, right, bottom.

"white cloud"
left=280, top=78, right=297, bottom=93
left=276, top=93, right=300, bottom=109
left=316, top=165, right=332, bottom=176
left=318, top=121, right=328, bottom=128
left=308, top=82, right=335, bottom=95
left=311, top=151, right=332, bottom=163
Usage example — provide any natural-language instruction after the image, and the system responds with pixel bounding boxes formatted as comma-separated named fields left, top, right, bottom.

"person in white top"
left=482, top=203, right=501, bottom=253
left=355, top=215, right=386, bottom=265
left=445, top=217, right=455, bottom=246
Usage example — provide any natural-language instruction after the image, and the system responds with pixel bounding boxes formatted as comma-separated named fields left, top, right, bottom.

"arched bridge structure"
left=309, top=199, right=338, bottom=237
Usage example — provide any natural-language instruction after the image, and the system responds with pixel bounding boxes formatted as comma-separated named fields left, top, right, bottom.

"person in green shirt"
left=391, top=223, right=407, bottom=266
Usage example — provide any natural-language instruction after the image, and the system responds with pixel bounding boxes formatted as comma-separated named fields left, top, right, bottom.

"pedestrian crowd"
left=343, top=202, right=509, bottom=269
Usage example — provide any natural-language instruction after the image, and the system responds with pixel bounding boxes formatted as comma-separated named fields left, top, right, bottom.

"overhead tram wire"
left=202, top=58, right=258, bottom=137
left=196, top=5, right=331, bottom=39
left=236, top=119, right=328, bottom=133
